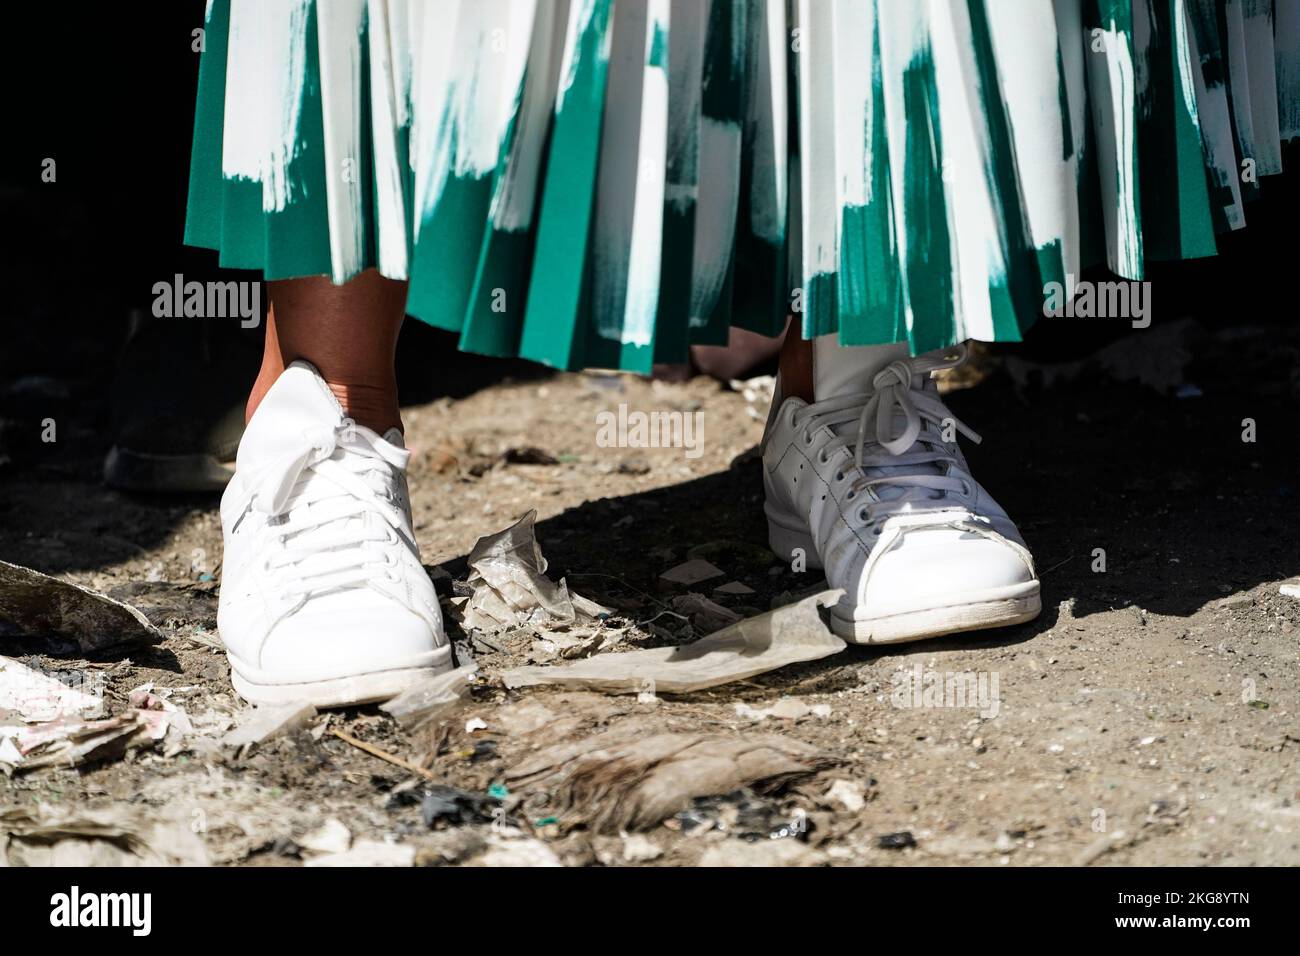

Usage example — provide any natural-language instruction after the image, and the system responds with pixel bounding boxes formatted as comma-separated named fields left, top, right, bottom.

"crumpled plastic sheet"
left=461, top=511, right=611, bottom=633
left=502, top=590, right=846, bottom=694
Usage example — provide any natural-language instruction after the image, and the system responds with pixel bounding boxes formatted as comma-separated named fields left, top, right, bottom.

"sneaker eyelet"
left=802, top=430, right=814, bottom=445
left=960, top=480, right=972, bottom=497
left=834, top=471, right=843, bottom=482
left=846, top=490, right=856, bottom=501
left=857, top=508, right=869, bottom=522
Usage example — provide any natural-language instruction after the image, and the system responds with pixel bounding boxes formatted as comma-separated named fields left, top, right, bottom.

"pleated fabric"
left=186, top=0, right=1300, bottom=371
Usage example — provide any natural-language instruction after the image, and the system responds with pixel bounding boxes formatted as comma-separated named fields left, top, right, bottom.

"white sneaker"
left=217, top=361, right=452, bottom=706
left=762, top=339, right=1040, bottom=644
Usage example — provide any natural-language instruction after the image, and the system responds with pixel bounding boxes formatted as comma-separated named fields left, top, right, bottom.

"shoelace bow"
left=791, top=346, right=983, bottom=526
left=242, top=422, right=409, bottom=600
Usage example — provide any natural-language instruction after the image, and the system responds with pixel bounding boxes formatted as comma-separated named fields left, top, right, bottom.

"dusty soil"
left=2, top=319, right=1298, bottom=867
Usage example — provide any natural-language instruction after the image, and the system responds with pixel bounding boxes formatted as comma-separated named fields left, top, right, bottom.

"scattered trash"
left=0, top=803, right=210, bottom=866
left=461, top=511, right=612, bottom=633
left=419, top=786, right=499, bottom=827
left=0, top=654, right=103, bottom=721
left=877, top=831, right=917, bottom=850
left=658, top=559, right=726, bottom=591
left=734, top=699, right=831, bottom=722
left=668, top=788, right=810, bottom=842
left=128, top=685, right=193, bottom=756
left=0, top=670, right=190, bottom=774
left=380, top=664, right=478, bottom=730
left=504, top=728, right=838, bottom=833
left=0, top=559, right=161, bottom=652
left=502, top=590, right=846, bottom=694
left=1279, top=583, right=1300, bottom=600
left=298, top=818, right=351, bottom=856
left=305, top=840, right=415, bottom=867
left=527, top=629, right=607, bottom=663
left=222, top=702, right=317, bottom=750
left=822, top=779, right=867, bottom=814
left=3, top=711, right=163, bottom=774
left=622, top=833, right=664, bottom=863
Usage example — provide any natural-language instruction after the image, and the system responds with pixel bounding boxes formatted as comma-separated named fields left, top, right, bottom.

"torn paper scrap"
left=0, top=655, right=104, bottom=721
left=221, top=701, right=318, bottom=749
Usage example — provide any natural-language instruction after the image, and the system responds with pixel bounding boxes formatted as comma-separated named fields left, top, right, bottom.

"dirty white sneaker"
left=762, top=339, right=1040, bottom=644
left=217, top=361, right=451, bottom=706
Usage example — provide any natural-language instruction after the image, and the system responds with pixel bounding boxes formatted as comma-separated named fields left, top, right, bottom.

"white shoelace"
left=790, top=346, right=983, bottom=529
left=239, top=422, right=410, bottom=601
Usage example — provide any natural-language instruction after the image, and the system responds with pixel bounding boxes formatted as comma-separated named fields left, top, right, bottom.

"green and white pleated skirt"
left=186, top=0, right=1300, bottom=372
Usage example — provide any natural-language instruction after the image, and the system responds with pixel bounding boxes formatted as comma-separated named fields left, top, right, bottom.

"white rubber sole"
left=830, top=583, right=1041, bottom=645
left=766, top=511, right=1041, bottom=645
left=228, top=651, right=453, bottom=708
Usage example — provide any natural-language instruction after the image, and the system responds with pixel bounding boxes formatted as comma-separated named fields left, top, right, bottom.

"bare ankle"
left=324, top=382, right=402, bottom=436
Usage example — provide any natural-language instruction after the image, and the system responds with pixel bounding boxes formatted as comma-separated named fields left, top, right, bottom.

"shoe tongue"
left=237, top=361, right=345, bottom=472
left=811, top=338, right=952, bottom=501
left=812, top=337, right=911, bottom=401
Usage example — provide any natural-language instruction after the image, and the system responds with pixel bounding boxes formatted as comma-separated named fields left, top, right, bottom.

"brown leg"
left=247, top=269, right=408, bottom=434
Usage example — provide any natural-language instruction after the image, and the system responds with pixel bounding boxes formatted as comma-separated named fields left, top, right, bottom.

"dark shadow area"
left=521, top=316, right=1298, bottom=646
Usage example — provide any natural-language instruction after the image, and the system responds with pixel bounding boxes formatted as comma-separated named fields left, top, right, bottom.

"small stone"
left=877, top=831, right=916, bottom=850
left=714, top=581, right=756, bottom=596
left=823, top=779, right=867, bottom=813
left=299, top=818, right=351, bottom=856
left=621, top=834, right=664, bottom=863
left=658, top=559, right=726, bottom=590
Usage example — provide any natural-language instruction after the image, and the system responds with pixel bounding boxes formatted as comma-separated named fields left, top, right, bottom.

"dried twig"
left=329, top=727, right=438, bottom=782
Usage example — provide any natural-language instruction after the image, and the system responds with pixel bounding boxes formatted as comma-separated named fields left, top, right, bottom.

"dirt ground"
left=2, top=318, right=1298, bottom=867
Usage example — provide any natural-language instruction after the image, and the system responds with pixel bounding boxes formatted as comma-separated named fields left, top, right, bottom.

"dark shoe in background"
left=104, top=317, right=260, bottom=493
